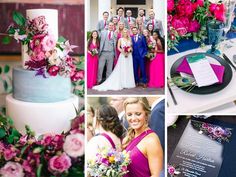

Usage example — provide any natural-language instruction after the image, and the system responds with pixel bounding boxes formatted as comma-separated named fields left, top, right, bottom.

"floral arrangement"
left=2, top=11, right=82, bottom=81
left=167, top=0, right=226, bottom=51
left=123, top=46, right=131, bottom=58
left=0, top=110, right=85, bottom=177
left=87, top=147, right=131, bottom=177
left=146, top=37, right=156, bottom=60
left=191, top=120, right=232, bottom=143
left=167, top=164, right=181, bottom=177
left=91, top=48, right=99, bottom=56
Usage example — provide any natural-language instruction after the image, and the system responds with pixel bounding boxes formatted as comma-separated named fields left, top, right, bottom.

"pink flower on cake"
left=29, top=16, right=48, bottom=34
left=71, top=70, right=84, bottom=82
left=41, top=34, right=56, bottom=52
left=48, top=65, right=60, bottom=76
left=3, top=145, right=18, bottom=161
left=48, top=153, right=72, bottom=173
left=30, top=34, right=45, bottom=50
left=61, top=40, right=77, bottom=55
left=0, top=162, right=24, bottom=177
left=63, top=133, right=85, bottom=158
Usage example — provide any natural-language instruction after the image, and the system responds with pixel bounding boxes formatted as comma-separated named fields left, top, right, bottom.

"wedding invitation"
left=187, top=55, right=219, bottom=87
left=168, top=119, right=233, bottom=177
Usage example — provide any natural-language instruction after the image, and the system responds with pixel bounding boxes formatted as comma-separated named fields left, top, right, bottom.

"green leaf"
left=13, top=11, right=26, bottom=26
left=36, top=164, right=43, bottom=177
left=4, top=65, right=10, bottom=74
left=0, top=128, right=6, bottom=138
left=2, top=36, right=11, bottom=44
left=58, top=36, right=66, bottom=43
left=8, top=27, right=15, bottom=35
left=0, top=67, right=2, bottom=74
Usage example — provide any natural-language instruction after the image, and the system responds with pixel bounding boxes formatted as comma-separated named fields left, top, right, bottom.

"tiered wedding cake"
left=6, top=9, right=78, bottom=135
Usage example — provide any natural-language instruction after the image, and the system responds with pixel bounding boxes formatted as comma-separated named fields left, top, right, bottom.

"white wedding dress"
left=93, top=38, right=135, bottom=91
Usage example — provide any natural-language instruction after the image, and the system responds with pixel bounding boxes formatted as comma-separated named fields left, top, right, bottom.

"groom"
left=98, top=22, right=116, bottom=84
left=131, top=27, right=148, bottom=88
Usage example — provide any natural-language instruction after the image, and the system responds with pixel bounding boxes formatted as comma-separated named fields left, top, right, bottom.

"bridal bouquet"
left=168, top=0, right=225, bottom=51
left=91, top=48, right=99, bottom=56
left=0, top=111, right=85, bottom=177
left=87, top=147, right=131, bottom=177
left=123, top=46, right=131, bottom=58
left=146, top=38, right=156, bottom=60
left=2, top=11, right=81, bottom=81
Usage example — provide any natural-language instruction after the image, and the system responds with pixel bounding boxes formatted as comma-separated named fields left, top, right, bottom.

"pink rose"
left=188, top=20, right=201, bottom=33
left=63, top=133, right=84, bottom=158
left=4, top=146, right=18, bottom=161
left=168, top=0, right=175, bottom=12
left=42, top=34, right=56, bottom=52
left=48, top=66, right=60, bottom=76
left=29, top=16, right=48, bottom=34
left=48, top=153, right=71, bottom=173
left=0, top=162, right=24, bottom=177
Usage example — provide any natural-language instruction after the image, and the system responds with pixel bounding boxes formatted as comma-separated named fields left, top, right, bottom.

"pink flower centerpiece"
left=168, top=0, right=225, bottom=51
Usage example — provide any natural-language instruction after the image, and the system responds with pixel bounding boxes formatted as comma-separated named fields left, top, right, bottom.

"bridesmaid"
left=147, top=23, right=154, bottom=35
left=148, top=30, right=165, bottom=88
left=136, top=17, right=145, bottom=34
left=87, top=30, right=100, bottom=89
left=123, top=97, right=163, bottom=177
left=114, top=21, right=125, bottom=66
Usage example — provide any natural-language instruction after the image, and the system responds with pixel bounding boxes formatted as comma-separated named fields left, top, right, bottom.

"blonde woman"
left=114, top=21, right=125, bottom=66
left=93, top=29, right=135, bottom=91
left=123, top=97, right=163, bottom=177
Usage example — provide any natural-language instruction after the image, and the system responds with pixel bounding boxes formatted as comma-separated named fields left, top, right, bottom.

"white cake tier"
left=22, top=9, right=58, bottom=68
left=6, top=94, right=78, bottom=136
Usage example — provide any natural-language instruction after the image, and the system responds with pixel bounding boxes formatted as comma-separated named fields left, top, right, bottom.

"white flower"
left=13, top=29, right=27, bottom=43
left=47, top=49, right=62, bottom=66
left=61, top=40, right=77, bottom=55
left=63, top=133, right=85, bottom=158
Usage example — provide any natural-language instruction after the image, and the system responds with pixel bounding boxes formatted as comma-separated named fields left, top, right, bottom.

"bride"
left=93, top=29, right=135, bottom=91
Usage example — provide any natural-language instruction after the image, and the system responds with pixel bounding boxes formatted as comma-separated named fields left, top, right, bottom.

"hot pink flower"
left=71, top=70, right=84, bottom=82
left=168, top=0, right=175, bottom=12
left=188, top=20, right=201, bottom=33
left=41, top=34, right=56, bottom=52
left=48, top=153, right=72, bottom=173
left=171, top=17, right=188, bottom=36
left=168, top=165, right=176, bottom=175
left=31, top=51, right=46, bottom=61
left=63, top=133, right=84, bottom=158
left=176, top=0, right=195, bottom=17
left=48, top=65, right=60, bottom=76
left=22, top=153, right=40, bottom=176
left=0, top=142, right=5, bottom=153
left=0, top=162, right=24, bottom=177
left=3, top=146, right=18, bottom=161
left=196, top=0, right=204, bottom=7
left=30, top=34, right=45, bottom=50
left=209, top=3, right=225, bottom=22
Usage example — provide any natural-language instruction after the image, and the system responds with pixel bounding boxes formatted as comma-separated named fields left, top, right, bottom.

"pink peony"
left=196, top=0, right=204, bottom=7
left=209, top=3, right=225, bottom=22
left=40, top=134, right=64, bottom=150
left=41, top=34, right=56, bottom=52
left=168, top=0, right=175, bottom=12
left=0, top=162, right=24, bottom=177
left=48, top=65, right=60, bottom=76
left=3, top=146, right=18, bottom=161
left=188, top=20, right=201, bottom=33
left=29, top=16, right=48, bottom=34
left=171, top=17, right=188, bottom=36
left=176, top=0, right=195, bottom=17
left=29, top=34, right=45, bottom=50
left=63, top=133, right=85, bottom=158
left=48, top=153, right=72, bottom=173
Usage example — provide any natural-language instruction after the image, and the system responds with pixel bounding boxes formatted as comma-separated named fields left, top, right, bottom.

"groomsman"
left=111, top=16, right=118, bottom=31
left=131, top=27, right=148, bottom=88
left=137, top=8, right=148, bottom=26
left=125, top=9, right=136, bottom=28
left=98, top=22, right=117, bottom=84
left=97, top=11, right=109, bottom=35
left=116, top=7, right=129, bottom=28
left=147, top=10, right=164, bottom=36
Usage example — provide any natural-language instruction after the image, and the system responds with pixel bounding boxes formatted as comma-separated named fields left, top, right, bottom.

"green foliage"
left=58, top=36, right=67, bottom=43
left=4, top=65, right=10, bottom=73
left=0, top=65, right=12, bottom=93
left=13, top=11, right=26, bottom=26
left=87, top=31, right=92, bottom=40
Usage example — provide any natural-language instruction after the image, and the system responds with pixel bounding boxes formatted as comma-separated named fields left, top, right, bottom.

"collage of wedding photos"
left=0, top=0, right=236, bottom=177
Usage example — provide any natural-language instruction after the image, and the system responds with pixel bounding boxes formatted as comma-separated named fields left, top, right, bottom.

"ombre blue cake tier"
left=13, top=67, right=71, bottom=103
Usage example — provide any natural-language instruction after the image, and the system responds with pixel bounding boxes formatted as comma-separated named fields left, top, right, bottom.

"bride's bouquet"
left=123, top=46, right=131, bottom=58
left=87, top=147, right=131, bottom=177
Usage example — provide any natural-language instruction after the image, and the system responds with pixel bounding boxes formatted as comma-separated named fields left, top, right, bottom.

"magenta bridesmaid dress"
left=124, top=130, right=154, bottom=177
left=87, top=42, right=99, bottom=88
left=148, top=43, right=165, bottom=88
left=114, top=32, right=122, bottom=66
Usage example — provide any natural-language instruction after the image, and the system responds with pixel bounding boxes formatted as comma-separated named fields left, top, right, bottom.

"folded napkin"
left=176, top=57, right=225, bottom=83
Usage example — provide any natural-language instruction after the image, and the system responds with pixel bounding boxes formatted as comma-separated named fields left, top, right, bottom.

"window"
left=117, top=0, right=146, bottom=5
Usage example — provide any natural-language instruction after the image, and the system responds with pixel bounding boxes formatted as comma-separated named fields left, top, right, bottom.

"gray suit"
left=126, top=17, right=136, bottom=24
left=98, top=30, right=117, bottom=83
left=97, top=20, right=109, bottom=35
left=147, top=18, right=164, bottom=36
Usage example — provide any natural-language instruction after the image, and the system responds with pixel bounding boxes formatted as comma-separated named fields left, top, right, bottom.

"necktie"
left=108, top=31, right=111, bottom=40
left=104, top=20, right=106, bottom=28
left=118, top=16, right=120, bottom=21
left=152, top=19, right=154, bottom=27
left=128, top=17, right=130, bottom=22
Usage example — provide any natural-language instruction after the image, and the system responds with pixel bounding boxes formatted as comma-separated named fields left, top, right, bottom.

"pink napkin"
left=176, top=57, right=225, bottom=83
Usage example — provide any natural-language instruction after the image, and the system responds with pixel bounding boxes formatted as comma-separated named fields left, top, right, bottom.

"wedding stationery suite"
left=187, top=55, right=219, bottom=87
left=168, top=119, right=233, bottom=177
